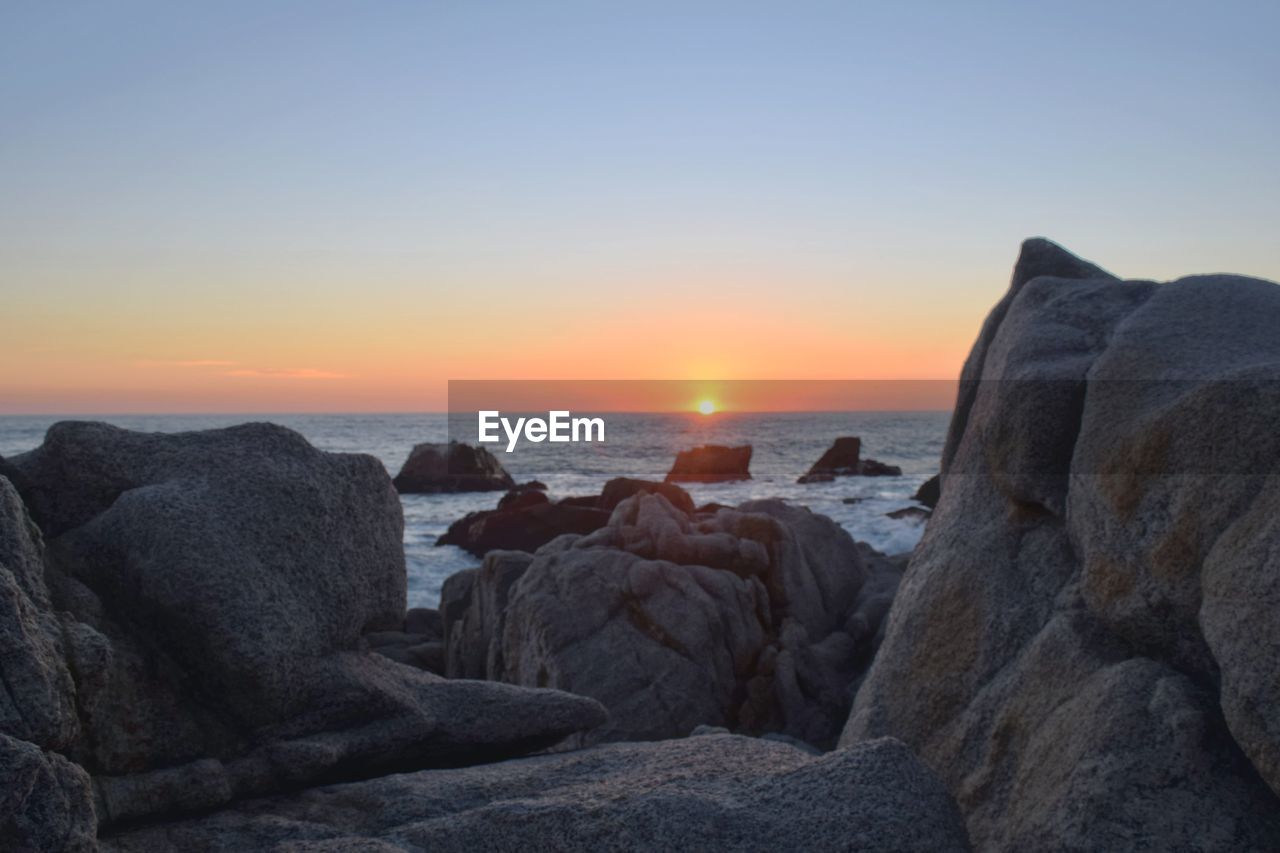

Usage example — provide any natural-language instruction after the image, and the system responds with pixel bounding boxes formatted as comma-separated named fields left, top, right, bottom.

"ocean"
left=0, top=411, right=949, bottom=608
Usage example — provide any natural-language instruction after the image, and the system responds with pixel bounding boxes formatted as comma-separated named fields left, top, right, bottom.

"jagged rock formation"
left=0, top=422, right=604, bottom=844
left=99, top=735, right=971, bottom=853
left=841, top=239, right=1280, bottom=850
left=665, top=444, right=752, bottom=482
left=798, top=437, right=902, bottom=483
left=443, top=492, right=902, bottom=748
left=392, top=441, right=516, bottom=493
left=436, top=478, right=692, bottom=557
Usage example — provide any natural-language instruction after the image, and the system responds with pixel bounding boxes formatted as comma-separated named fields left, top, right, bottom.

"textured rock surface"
left=444, top=492, right=901, bottom=748
left=392, top=441, right=515, bottom=494
left=4, top=423, right=606, bottom=829
left=1, top=732, right=98, bottom=853
left=798, top=437, right=902, bottom=483
left=664, top=444, right=752, bottom=482
left=841, top=239, right=1280, bottom=850
left=100, top=735, right=971, bottom=853
left=1, top=477, right=99, bottom=851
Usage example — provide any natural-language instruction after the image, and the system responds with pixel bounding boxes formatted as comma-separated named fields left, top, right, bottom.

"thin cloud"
left=223, top=368, right=350, bottom=380
left=136, top=359, right=241, bottom=368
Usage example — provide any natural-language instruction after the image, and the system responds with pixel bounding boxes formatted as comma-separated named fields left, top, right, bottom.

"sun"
left=697, top=399, right=716, bottom=415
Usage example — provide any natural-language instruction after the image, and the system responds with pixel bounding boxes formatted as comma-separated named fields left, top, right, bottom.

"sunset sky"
left=3, top=1, right=1278, bottom=413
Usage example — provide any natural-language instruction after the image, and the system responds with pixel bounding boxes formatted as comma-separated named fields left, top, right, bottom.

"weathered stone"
left=0, top=477, right=78, bottom=750
left=100, top=736, right=971, bottom=853
left=391, top=441, right=515, bottom=494
left=841, top=239, right=1280, bottom=849
left=1, top=732, right=97, bottom=853
left=6, top=422, right=606, bottom=828
left=798, top=437, right=902, bottom=483
left=665, top=444, right=752, bottom=483
left=444, top=493, right=902, bottom=748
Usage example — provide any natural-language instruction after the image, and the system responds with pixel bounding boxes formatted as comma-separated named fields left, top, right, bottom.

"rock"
left=0, top=477, right=78, bottom=750
left=5, top=422, right=606, bottom=828
left=496, top=485, right=549, bottom=512
left=798, top=437, right=902, bottom=483
left=842, top=496, right=864, bottom=505
left=1, top=732, right=97, bottom=853
left=665, top=444, right=752, bottom=483
left=436, top=478, right=694, bottom=558
left=886, top=507, right=930, bottom=523
left=442, top=550, right=536, bottom=680
left=99, top=736, right=971, bottom=853
left=840, top=239, right=1280, bottom=849
left=436, top=500, right=609, bottom=557
left=403, top=607, right=442, bottom=638
left=599, top=477, right=695, bottom=514
left=913, top=474, right=941, bottom=508
left=391, top=441, right=515, bottom=494
left=443, top=492, right=903, bottom=748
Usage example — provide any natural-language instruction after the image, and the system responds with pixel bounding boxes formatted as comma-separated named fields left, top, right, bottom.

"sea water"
left=0, top=411, right=949, bottom=608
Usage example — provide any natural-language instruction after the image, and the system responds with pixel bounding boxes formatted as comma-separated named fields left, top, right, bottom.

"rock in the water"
left=392, top=441, right=515, bottom=494
left=841, top=238, right=1280, bottom=850
left=599, top=476, right=695, bottom=514
left=443, top=492, right=903, bottom=748
left=437, top=499, right=609, bottom=557
left=99, top=735, right=971, bottom=853
left=798, top=437, right=902, bottom=483
left=913, top=474, right=941, bottom=508
left=886, top=506, right=930, bottom=523
left=5, top=422, right=605, bottom=828
left=665, top=444, right=752, bottom=483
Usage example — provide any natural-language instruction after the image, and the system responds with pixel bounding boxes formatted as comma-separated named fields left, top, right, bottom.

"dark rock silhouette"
left=886, top=506, right=930, bottom=523
left=798, top=437, right=901, bottom=483
left=665, top=444, right=752, bottom=482
left=913, top=474, right=941, bottom=508
left=437, top=496, right=609, bottom=557
left=393, top=441, right=516, bottom=493
left=841, top=238, right=1280, bottom=850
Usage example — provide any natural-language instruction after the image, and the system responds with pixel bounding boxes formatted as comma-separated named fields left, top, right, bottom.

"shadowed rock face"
left=665, top=444, right=752, bottom=482
left=443, top=492, right=903, bottom=749
left=392, top=441, right=515, bottom=493
left=841, top=238, right=1280, bottom=850
left=99, top=735, right=971, bottom=853
left=1, top=423, right=605, bottom=839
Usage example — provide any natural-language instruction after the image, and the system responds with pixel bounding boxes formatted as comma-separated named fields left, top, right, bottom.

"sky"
left=2, top=0, right=1278, bottom=413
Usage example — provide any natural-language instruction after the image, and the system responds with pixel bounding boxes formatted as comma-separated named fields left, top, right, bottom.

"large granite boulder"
left=665, top=444, right=752, bottom=482
left=443, top=492, right=902, bottom=748
left=3, top=422, right=605, bottom=832
left=392, top=441, right=515, bottom=493
left=100, top=735, right=971, bottom=853
left=840, top=239, right=1280, bottom=850
left=798, top=437, right=902, bottom=483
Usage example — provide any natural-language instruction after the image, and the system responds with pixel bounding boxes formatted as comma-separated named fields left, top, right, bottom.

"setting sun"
left=697, top=399, right=717, bottom=415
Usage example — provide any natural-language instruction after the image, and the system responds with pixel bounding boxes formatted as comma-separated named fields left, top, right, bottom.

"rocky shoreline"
left=5, top=238, right=1280, bottom=851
